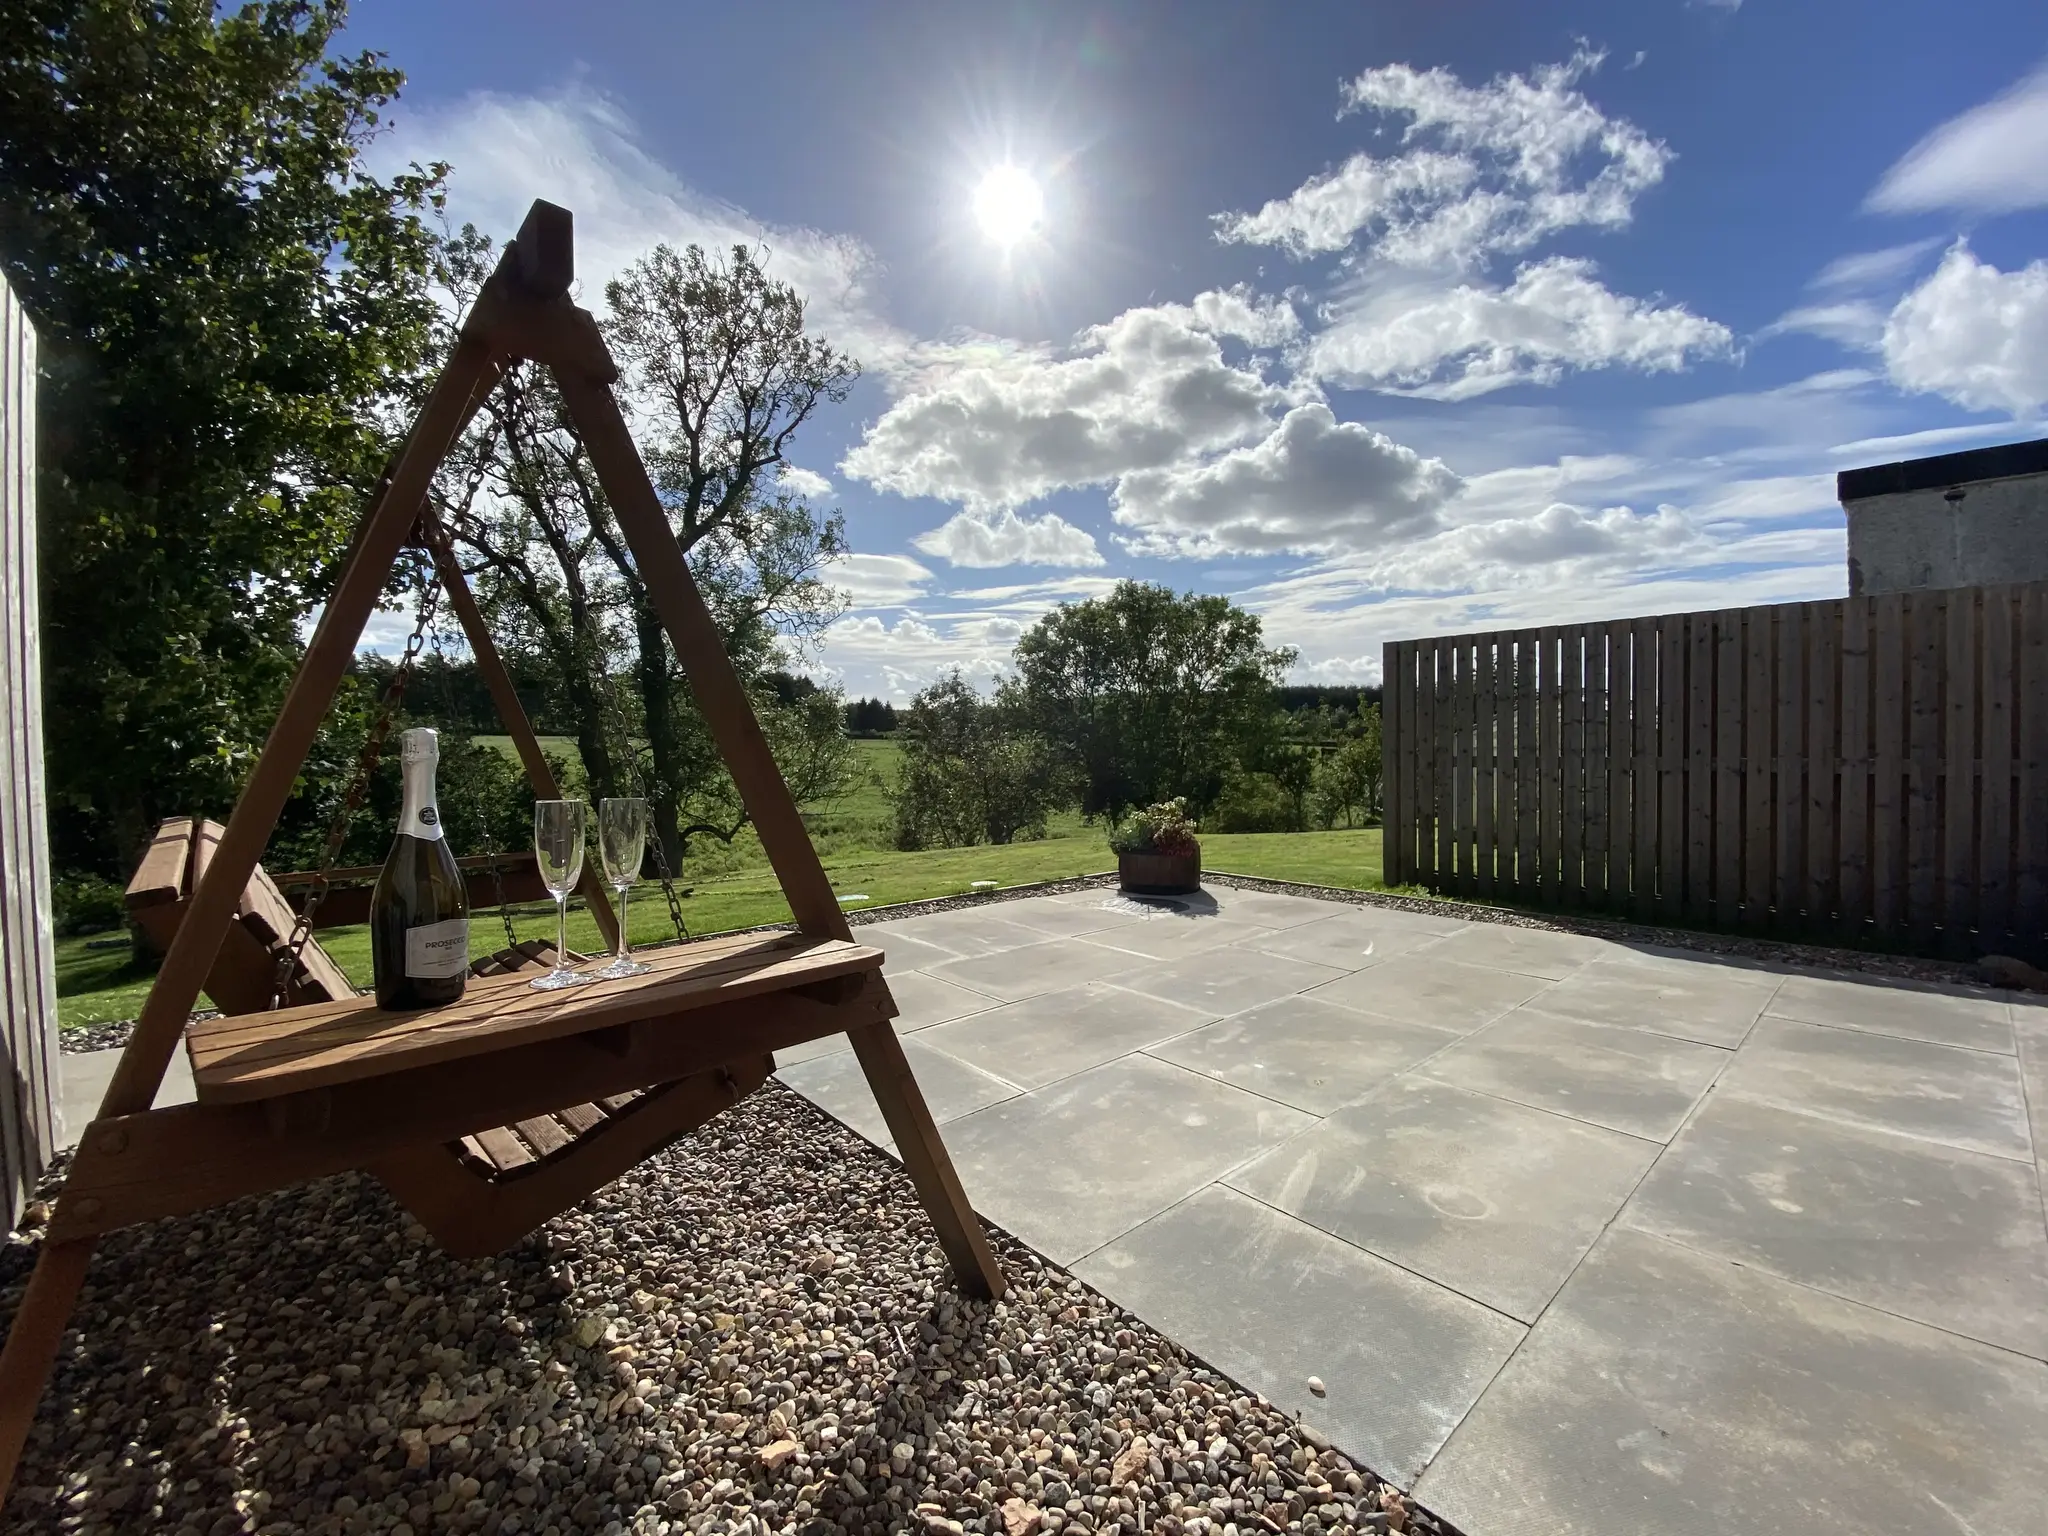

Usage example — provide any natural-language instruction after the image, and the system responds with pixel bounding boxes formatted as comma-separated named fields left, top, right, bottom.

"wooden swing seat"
left=0, top=199, right=1001, bottom=1506
left=120, top=815, right=874, bottom=1256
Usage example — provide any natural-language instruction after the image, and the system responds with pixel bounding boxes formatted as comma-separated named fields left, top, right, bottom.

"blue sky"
left=351, top=0, right=2048, bottom=698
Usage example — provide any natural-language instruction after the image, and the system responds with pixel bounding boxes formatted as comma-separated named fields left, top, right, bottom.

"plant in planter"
left=1111, top=798, right=1202, bottom=895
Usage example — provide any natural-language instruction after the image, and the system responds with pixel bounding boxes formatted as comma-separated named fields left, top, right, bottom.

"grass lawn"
left=56, top=734, right=1398, bottom=1032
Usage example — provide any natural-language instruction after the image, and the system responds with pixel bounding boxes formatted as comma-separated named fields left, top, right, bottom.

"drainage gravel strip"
left=3, top=1081, right=1455, bottom=1536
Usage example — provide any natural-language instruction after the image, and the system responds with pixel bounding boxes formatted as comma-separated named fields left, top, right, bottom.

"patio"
left=781, top=883, right=2048, bottom=1536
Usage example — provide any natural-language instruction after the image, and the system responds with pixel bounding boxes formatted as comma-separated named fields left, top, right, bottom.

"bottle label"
left=405, top=918, right=470, bottom=980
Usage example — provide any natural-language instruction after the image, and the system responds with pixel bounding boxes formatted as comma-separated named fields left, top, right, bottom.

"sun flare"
left=972, top=165, right=1045, bottom=248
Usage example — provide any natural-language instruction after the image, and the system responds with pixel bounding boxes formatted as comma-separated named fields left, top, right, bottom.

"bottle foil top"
left=400, top=726, right=440, bottom=763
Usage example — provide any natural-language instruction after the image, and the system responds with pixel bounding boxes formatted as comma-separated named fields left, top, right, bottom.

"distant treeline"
left=353, top=654, right=901, bottom=738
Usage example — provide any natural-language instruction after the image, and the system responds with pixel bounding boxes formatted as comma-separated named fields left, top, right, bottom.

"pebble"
left=1307, top=1375, right=1327, bottom=1398
left=3, top=1078, right=1453, bottom=1536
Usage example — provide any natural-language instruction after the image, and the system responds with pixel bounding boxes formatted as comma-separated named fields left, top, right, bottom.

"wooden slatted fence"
left=0, top=273, right=59, bottom=1226
left=1382, top=584, right=2048, bottom=963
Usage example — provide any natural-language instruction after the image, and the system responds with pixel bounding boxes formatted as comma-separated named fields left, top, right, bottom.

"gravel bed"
left=3, top=1081, right=1457, bottom=1536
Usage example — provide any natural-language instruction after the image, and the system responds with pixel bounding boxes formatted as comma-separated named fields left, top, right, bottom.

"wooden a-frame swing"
left=0, top=200, right=1005, bottom=1501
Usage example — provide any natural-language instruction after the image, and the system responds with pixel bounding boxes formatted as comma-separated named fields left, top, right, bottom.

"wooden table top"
left=185, top=929, right=884, bottom=1105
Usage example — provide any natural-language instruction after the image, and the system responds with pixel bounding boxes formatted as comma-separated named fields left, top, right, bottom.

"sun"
left=972, top=165, right=1045, bottom=248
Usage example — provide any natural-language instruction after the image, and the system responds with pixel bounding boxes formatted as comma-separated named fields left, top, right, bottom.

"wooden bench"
left=118, top=817, right=872, bottom=1257
left=0, top=201, right=1000, bottom=1509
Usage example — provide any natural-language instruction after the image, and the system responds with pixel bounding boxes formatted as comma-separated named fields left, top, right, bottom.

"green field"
left=56, top=738, right=1391, bottom=1031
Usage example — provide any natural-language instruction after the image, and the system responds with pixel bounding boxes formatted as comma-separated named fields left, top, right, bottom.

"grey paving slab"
left=58, top=1046, right=194, bottom=1149
left=1423, top=924, right=1616, bottom=980
left=1528, top=960, right=1778, bottom=1048
left=1149, top=995, right=1461, bottom=1115
left=887, top=970, right=1003, bottom=1030
left=1415, top=1228, right=2048, bottom=1536
left=1717, top=1017, right=2033, bottom=1161
left=918, top=982, right=1214, bottom=1090
left=940, top=1055, right=1315, bottom=1264
left=989, top=895, right=1150, bottom=939
left=1230, top=1079, right=1660, bottom=1322
left=1306, top=955, right=1551, bottom=1034
left=2019, top=1000, right=2048, bottom=1196
left=1082, top=915, right=1279, bottom=961
left=924, top=935, right=1145, bottom=1003
left=1112, top=947, right=1344, bottom=1018
left=1199, top=888, right=1350, bottom=929
left=1766, top=971, right=2016, bottom=1054
left=775, top=1038, right=1021, bottom=1151
left=867, top=926, right=960, bottom=974
left=866, top=909, right=1046, bottom=960
left=770, top=1029, right=852, bottom=1069
left=1418, top=1011, right=1729, bottom=1141
left=1317, top=901, right=1472, bottom=936
left=1624, top=1095, right=2048, bottom=1359
left=1233, top=912, right=1448, bottom=971
left=1076, top=1185, right=1525, bottom=1488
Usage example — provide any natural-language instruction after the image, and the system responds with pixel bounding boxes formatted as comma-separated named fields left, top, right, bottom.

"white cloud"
left=1311, top=258, right=1734, bottom=398
left=820, top=552, right=933, bottom=606
left=841, top=298, right=1292, bottom=510
left=1112, top=404, right=1461, bottom=557
left=1881, top=243, right=2048, bottom=415
left=779, top=466, right=834, bottom=500
left=380, top=82, right=915, bottom=374
left=1812, top=239, right=1944, bottom=292
left=911, top=510, right=1106, bottom=568
left=1761, top=240, right=1944, bottom=349
left=1215, top=48, right=1670, bottom=270
left=1866, top=59, right=2048, bottom=215
left=1758, top=300, right=1889, bottom=349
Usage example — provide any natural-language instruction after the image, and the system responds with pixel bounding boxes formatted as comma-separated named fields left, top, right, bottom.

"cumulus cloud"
left=1881, top=243, right=2048, bottom=415
left=779, top=466, right=834, bottom=500
left=1311, top=257, right=1733, bottom=398
left=1112, top=405, right=1461, bottom=556
left=1215, top=48, right=1670, bottom=269
left=911, top=510, right=1106, bottom=568
left=840, top=298, right=1293, bottom=511
left=820, top=552, right=933, bottom=606
left=1762, top=239, right=1944, bottom=349
left=1866, top=59, right=2048, bottom=215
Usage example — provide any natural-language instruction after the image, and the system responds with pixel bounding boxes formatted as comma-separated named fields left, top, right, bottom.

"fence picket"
left=1775, top=603, right=1806, bottom=925
left=1905, top=593, right=1944, bottom=949
left=1941, top=590, right=1979, bottom=953
left=1839, top=596, right=1872, bottom=934
left=2017, top=586, right=2048, bottom=942
left=1475, top=636, right=1497, bottom=898
left=1687, top=613, right=1714, bottom=922
left=1516, top=632, right=1538, bottom=899
left=1806, top=605, right=1838, bottom=925
left=1980, top=589, right=2015, bottom=948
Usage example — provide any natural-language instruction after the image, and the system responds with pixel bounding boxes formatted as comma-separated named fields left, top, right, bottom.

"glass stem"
left=617, top=885, right=632, bottom=962
left=556, top=893, right=569, bottom=973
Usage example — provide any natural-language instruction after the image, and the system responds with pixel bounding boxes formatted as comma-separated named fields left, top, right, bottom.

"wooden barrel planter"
left=1118, top=844, right=1202, bottom=896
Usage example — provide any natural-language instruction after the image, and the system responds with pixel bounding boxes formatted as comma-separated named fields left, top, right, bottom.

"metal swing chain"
left=592, top=660, right=690, bottom=947
left=271, top=551, right=444, bottom=1007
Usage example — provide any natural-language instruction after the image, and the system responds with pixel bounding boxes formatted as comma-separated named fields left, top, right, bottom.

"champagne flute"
left=530, top=799, right=599, bottom=991
left=594, top=797, right=655, bottom=979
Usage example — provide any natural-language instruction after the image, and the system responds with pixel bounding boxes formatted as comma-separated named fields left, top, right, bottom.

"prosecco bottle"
left=369, top=727, right=470, bottom=1010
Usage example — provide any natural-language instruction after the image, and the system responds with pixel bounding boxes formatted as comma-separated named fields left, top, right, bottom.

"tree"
left=1313, top=704, right=1385, bottom=829
left=433, top=234, right=859, bottom=866
left=891, top=675, right=1068, bottom=850
left=0, top=0, right=447, bottom=869
left=1011, top=582, right=1296, bottom=823
left=845, top=697, right=898, bottom=735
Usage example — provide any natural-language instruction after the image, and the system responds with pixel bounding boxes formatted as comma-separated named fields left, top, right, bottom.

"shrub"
left=1110, top=798, right=1199, bottom=856
left=53, top=873, right=127, bottom=936
left=891, top=673, right=1070, bottom=850
left=1208, top=768, right=1293, bottom=833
